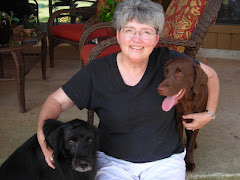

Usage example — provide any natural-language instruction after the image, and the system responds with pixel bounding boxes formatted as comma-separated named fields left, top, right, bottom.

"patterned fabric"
left=159, top=0, right=208, bottom=52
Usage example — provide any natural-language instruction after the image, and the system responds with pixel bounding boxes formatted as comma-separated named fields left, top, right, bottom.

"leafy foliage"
left=98, top=0, right=120, bottom=22
left=0, top=11, right=20, bottom=25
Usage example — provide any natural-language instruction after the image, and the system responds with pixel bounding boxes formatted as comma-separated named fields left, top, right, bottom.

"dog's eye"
left=87, top=138, right=93, bottom=144
left=175, top=68, right=182, bottom=73
left=177, top=72, right=184, bottom=78
left=175, top=68, right=184, bottom=79
left=68, top=139, right=75, bottom=144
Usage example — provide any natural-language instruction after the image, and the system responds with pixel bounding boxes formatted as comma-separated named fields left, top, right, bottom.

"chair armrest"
left=158, top=38, right=197, bottom=48
left=79, top=22, right=113, bottom=50
left=88, top=37, right=118, bottom=63
left=47, top=7, right=97, bottom=35
left=83, top=15, right=99, bottom=31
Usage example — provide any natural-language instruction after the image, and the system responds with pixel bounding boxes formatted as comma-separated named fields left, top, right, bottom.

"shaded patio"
left=0, top=45, right=240, bottom=179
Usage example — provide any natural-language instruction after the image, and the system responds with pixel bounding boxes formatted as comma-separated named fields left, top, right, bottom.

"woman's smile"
left=129, top=45, right=144, bottom=50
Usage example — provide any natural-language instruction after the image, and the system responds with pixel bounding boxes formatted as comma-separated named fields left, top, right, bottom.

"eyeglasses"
left=120, top=28, right=157, bottom=40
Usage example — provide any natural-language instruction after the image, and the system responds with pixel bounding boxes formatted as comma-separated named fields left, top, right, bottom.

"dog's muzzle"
left=73, top=159, right=93, bottom=172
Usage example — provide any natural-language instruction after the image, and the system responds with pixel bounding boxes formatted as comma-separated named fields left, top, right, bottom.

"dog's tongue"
left=162, top=95, right=178, bottom=112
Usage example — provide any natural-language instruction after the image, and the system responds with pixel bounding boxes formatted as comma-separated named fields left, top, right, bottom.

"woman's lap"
left=95, top=150, right=186, bottom=180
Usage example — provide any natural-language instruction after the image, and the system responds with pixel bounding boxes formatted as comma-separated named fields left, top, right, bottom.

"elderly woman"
left=37, top=0, right=219, bottom=179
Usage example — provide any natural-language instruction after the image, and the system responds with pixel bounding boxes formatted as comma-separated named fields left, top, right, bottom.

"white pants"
left=95, top=150, right=186, bottom=180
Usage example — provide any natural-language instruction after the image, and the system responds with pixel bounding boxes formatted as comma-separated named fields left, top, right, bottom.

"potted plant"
left=0, top=11, right=20, bottom=45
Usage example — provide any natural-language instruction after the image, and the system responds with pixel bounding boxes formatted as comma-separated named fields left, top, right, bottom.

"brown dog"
left=157, top=57, right=208, bottom=171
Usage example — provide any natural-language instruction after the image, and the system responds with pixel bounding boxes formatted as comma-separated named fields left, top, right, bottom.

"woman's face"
left=116, top=19, right=159, bottom=64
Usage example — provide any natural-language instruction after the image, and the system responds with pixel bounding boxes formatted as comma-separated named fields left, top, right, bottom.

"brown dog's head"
left=157, top=57, right=208, bottom=111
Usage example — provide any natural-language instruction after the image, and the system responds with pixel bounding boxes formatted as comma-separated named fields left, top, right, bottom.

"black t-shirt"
left=62, top=47, right=196, bottom=163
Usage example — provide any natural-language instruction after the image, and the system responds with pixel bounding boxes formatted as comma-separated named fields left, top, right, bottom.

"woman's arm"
left=182, top=62, right=220, bottom=130
left=37, top=88, right=75, bottom=169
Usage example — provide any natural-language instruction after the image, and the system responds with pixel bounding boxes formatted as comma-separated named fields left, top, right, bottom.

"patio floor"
left=0, top=45, right=240, bottom=179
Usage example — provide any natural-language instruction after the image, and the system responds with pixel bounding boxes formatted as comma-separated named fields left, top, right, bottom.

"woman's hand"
left=182, top=62, right=219, bottom=131
left=37, top=88, right=75, bottom=169
left=37, top=130, right=55, bottom=169
left=182, top=111, right=213, bottom=131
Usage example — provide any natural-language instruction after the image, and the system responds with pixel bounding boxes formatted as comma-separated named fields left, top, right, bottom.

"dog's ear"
left=45, top=126, right=65, bottom=160
left=43, top=119, right=63, bottom=138
left=44, top=120, right=64, bottom=152
left=193, top=64, right=208, bottom=94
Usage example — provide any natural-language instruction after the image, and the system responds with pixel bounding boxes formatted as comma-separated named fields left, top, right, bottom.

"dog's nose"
left=157, top=86, right=167, bottom=95
left=79, top=160, right=89, bottom=169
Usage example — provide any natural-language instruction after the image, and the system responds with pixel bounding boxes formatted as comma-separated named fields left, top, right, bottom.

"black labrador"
left=0, top=119, right=98, bottom=180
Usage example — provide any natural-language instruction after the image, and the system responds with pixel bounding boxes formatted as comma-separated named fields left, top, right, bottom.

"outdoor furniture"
left=80, top=0, right=222, bottom=67
left=0, top=32, right=47, bottom=113
left=47, top=0, right=117, bottom=67
left=48, top=0, right=97, bottom=23
left=29, top=0, right=40, bottom=24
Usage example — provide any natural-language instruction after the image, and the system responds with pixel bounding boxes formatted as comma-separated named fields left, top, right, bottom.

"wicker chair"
left=80, top=0, right=223, bottom=125
left=47, top=0, right=118, bottom=67
left=47, top=7, right=96, bottom=67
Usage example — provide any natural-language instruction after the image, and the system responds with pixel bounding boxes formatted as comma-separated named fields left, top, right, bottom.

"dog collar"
left=205, top=110, right=216, bottom=120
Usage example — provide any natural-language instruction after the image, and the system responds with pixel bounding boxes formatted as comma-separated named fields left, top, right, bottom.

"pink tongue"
left=162, top=95, right=177, bottom=112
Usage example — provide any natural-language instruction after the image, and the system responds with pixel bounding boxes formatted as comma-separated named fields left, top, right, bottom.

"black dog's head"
left=43, top=119, right=98, bottom=173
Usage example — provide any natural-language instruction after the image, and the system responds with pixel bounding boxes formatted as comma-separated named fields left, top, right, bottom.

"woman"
left=37, top=0, right=219, bottom=179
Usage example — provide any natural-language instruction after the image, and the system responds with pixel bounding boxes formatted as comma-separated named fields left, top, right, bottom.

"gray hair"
left=113, top=0, right=165, bottom=34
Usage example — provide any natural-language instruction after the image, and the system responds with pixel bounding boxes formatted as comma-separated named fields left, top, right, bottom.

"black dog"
left=0, top=119, right=98, bottom=180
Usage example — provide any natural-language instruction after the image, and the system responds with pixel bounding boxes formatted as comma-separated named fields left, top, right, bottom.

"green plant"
left=27, top=15, right=37, bottom=23
left=0, top=11, right=20, bottom=25
left=24, top=14, right=37, bottom=29
left=98, top=0, right=120, bottom=22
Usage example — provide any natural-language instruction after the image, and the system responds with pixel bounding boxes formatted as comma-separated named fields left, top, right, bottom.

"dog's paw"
left=185, top=155, right=196, bottom=172
left=186, top=162, right=195, bottom=172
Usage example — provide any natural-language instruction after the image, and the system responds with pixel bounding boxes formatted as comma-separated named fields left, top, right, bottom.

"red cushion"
left=159, top=0, right=208, bottom=52
left=51, top=23, right=85, bottom=42
left=81, top=44, right=121, bottom=65
left=51, top=24, right=115, bottom=42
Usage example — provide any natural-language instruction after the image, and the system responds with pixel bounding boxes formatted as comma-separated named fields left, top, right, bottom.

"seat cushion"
left=51, top=23, right=85, bottom=42
left=159, top=0, right=208, bottom=52
left=51, top=24, right=115, bottom=43
left=81, top=44, right=121, bottom=65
